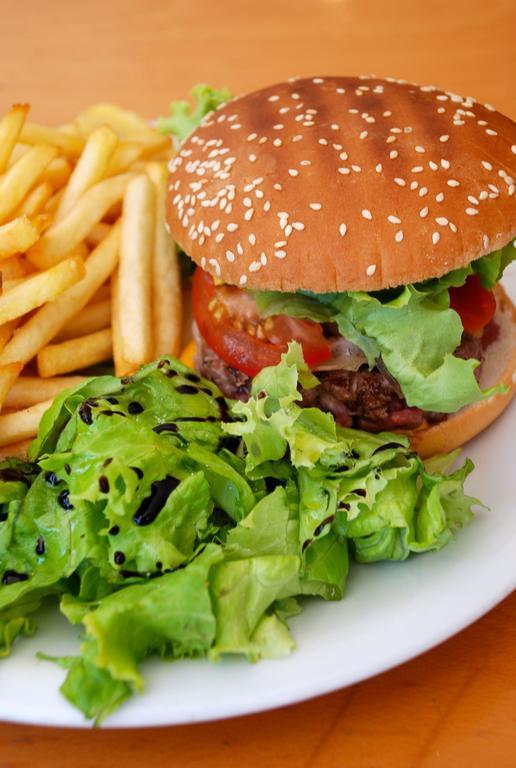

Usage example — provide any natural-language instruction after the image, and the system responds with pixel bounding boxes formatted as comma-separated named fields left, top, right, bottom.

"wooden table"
left=0, top=1, right=514, bottom=765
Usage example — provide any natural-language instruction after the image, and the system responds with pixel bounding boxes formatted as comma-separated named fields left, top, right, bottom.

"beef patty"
left=195, top=324, right=493, bottom=432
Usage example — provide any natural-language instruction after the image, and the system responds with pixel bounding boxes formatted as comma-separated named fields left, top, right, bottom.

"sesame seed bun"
left=408, top=283, right=515, bottom=457
left=167, top=75, right=516, bottom=292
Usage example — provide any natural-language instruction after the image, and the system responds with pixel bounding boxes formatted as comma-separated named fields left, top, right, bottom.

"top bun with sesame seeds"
left=167, top=75, right=516, bottom=292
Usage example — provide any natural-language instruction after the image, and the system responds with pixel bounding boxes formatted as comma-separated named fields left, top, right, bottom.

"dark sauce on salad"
left=58, top=490, right=74, bottom=510
left=133, top=476, right=180, bottom=526
left=2, top=570, right=29, bottom=585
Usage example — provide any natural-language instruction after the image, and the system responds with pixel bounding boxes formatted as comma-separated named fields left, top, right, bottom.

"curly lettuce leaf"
left=157, top=84, right=232, bottom=141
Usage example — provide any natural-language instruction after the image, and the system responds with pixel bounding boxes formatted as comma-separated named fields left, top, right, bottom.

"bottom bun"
left=408, top=284, right=516, bottom=458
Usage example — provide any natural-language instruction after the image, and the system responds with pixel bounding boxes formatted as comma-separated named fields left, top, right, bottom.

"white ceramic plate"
left=1, top=271, right=514, bottom=729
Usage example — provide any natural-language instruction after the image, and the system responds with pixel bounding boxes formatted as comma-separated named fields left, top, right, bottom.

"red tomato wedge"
left=192, top=268, right=331, bottom=377
left=449, top=274, right=496, bottom=334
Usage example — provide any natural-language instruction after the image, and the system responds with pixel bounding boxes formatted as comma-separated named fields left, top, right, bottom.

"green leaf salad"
left=0, top=348, right=482, bottom=723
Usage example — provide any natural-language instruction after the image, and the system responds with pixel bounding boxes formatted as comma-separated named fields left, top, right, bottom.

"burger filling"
left=192, top=243, right=514, bottom=431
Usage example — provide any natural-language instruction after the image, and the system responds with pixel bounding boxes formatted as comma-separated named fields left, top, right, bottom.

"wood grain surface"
left=0, top=1, right=515, bottom=765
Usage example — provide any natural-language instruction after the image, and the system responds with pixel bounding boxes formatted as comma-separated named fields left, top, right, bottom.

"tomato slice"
left=192, top=268, right=331, bottom=377
left=449, top=274, right=496, bottom=335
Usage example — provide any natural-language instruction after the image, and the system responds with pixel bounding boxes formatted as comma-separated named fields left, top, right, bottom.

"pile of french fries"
left=0, top=103, right=182, bottom=457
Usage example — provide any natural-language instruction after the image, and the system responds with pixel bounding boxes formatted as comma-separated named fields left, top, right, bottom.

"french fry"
left=0, top=254, right=85, bottom=325
left=75, top=103, right=155, bottom=139
left=147, top=162, right=182, bottom=357
left=0, top=104, right=29, bottom=173
left=117, top=173, right=155, bottom=368
left=0, top=399, right=53, bottom=448
left=26, top=174, right=130, bottom=269
left=90, top=282, right=111, bottom=304
left=0, top=438, right=32, bottom=459
left=0, top=215, right=43, bottom=260
left=20, top=122, right=84, bottom=157
left=0, top=255, right=29, bottom=280
left=111, top=268, right=132, bottom=376
left=55, top=125, right=119, bottom=222
left=0, top=321, right=17, bottom=354
left=55, top=298, right=110, bottom=341
left=5, top=375, right=85, bottom=409
left=0, top=363, right=23, bottom=412
left=135, top=134, right=171, bottom=158
left=0, top=224, right=119, bottom=365
left=0, top=145, right=57, bottom=223
left=15, top=180, right=54, bottom=217
left=106, top=142, right=144, bottom=176
left=38, top=328, right=112, bottom=377
left=40, top=156, right=73, bottom=189
left=179, top=340, right=197, bottom=369
left=85, top=221, right=111, bottom=248
left=45, top=188, right=64, bottom=214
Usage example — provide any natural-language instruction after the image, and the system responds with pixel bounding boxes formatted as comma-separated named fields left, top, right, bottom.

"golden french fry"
left=0, top=104, right=29, bottom=173
left=0, top=438, right=32, bottom=459
left=0, top=254, right=85, bottom=325
left=55, top=125, right=119, bottom=222
left=0, top=224, right=119, bottom=365
left=15, top=180, right=54, bottom=217
left=45, top=188, right=64, bottom=214
left=38, top=328, right=112, bottom=377
left=40, top=156, right=73, bottom=189
left=0, top=399, right=53, bottom=448
left=111, top=268, right=132, bottom=376
left=5, top=375, right=85, bottom=409
left=135, top=134, right=171, bottom=158
left=0, top=145, right=57, bottom=223
left=179, top=340, right=197, bottom=369
left=0, top=216, right=42, bottom=260
left=0, top=255, right=29, bottom=280
left=20, top=122, right=84, bottom=157
left=56, top=298, right=110, bottom=341
left=118, top=173, right=155, bottom=367
left=146, top=162, right=182, bottom=357
left=106, top=142, right=144, bottom=176
left=0, top=321, right=17, bottom=354
left=90, top=281, right=111, bottom=304
left=75, top=103, right=155, bottom=139
left=85, top=221, right=111, bottom=248
left=0, top=363, right=23, bottom=412
left=26, top=174, right=130, bottom=270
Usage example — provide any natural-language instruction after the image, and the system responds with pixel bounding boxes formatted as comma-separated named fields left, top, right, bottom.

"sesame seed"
left=415, top=146, right=425, bottom=153
left=239, top=276, right=247, bottom=286
left=394, top=177, right=406, bottom=187
left=420, top=207, right=429, bottom=218
left=432, top=232, right=440, bottom=244
left=386, top=136, right=397, bottom=144
left=225, top=250, right=235, bottom=262
left=390, top=150, right=398, bottom=159
left=383, top=110, right=392, bottom=117
left=436, top=192, right=445, bottom=202
left=362, top=209, right=373, bottom=220
left=236, top=243, right=244, bottom=256
left=449, top=222, right=457, bottom=233
left=366, top=264, right=376, bottom=276
left=429, top=161, right=438, bottom=171
left=436, top=216, right=448, bottom=226
left=437, top=107, right=446, bottom=114
left=227, top=223, right=239, bottom=232
left=284, top=224, right=292, bottom=236
left=468, top=195, right=479, bottom=205
left=300, top=160, right=311, bottom=166
left=249, top=154, right=257, bottom=162
left=360, top=131, right=368, bottom=139
left=447, top=179, right=460, bottom=187
left=512, top=146, right=516, bottom=155
left=260, top=253, right=267, bottom=265
left=288, top=168, right=299, bottom=177
left=292, top=222, right=305, bottom=231
left=313, top=77, right=324, bottom=84
left=485, top=128, right=497, bottom=136
left=338, top=167, right=350, bottom=175
left=465, top=207, right=478, bottom=216
left=395, top=230, right=404, bottom=242
left=274, top=240, right=287, bottom=248
left=410, top=181, right=418, bottom=191
left=215, top=233, right=224, bottom=243
left=268, top=94, right=280, bottom=102
left=309, top=203, right=322, bottom=210
left=292, top=134, right=303, bottom=142
left=440, top=159, right=450, bottom=169
left=273, top=138, right=282, bottom=147
left=243, top=197, right=252, bottom=208
left=275, top=250, right=286, bottom=259
left=244, top=209, right=254, bottom=221
left=339, top=151, right=349, bottom=160
left=249, top=233, right=256, bottom=245
left=411, top=166, right=423, bottom=173
left=376, top=163, right=383, bottom=173
left=273, top=124, right=284, bottom=130
left=339, top=223, right=347, bottom=237
left=481, top=160, right=493, bottom=171
left=318, top=138, right=328, bottom=146
left=273, top=183, right=282, bottom=191
left=331, top=123, right=340, bottom=130
left=263, top=201, right=271, bottom=212
left=388, top=215, right=401, bottom=224
left=483, top=234, right=490, bottom=249
left=439, top=135, right=449, bottom=143
left=419, top=187, right=428, bottom=197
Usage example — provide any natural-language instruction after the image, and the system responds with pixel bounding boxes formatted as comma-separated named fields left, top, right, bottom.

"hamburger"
left=166, top=76, right=516, bottom=456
